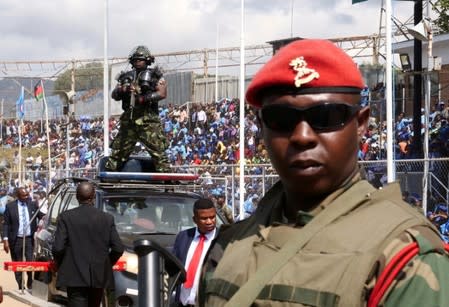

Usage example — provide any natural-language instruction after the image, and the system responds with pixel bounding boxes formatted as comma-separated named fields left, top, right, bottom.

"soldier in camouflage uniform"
left=199, top=39, right=449, bottom=306
left=105, top=45, right=170, bottom=172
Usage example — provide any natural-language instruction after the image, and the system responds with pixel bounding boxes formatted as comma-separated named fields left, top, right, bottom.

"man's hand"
left=3, top=240, right=9, bottom=254
left=117, top=84, right=130, bottom=94
left=156, top=79, right=167, bottom=99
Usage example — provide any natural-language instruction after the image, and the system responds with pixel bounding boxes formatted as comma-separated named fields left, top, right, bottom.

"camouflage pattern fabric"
left=199, top=176, right=449, bottom=307
left=376, top=226, right=449, bottom=306
left=105, top=109, right=170, bottom=172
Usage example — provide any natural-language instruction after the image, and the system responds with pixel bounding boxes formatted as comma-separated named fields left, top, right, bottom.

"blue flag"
left=16, top=86, right=25, bottom=120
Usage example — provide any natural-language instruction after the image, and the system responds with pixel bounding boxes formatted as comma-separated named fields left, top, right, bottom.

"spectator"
left=215, top=195, right=233, bottom=223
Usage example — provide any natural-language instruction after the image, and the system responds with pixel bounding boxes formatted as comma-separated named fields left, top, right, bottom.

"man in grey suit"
left=2, top=187, right=45, bottom=290
left=52, top=181, right=124, bottom=307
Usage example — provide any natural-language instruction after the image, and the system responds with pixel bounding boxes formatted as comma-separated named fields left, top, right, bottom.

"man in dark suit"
left=172, top=198, right=217, bottom=307
left=52, top=181, right=124, bottom=307
left=2, top=187, right=45, bottom=290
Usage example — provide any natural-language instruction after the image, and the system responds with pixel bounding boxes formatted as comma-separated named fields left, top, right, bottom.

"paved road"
left=1, top=246, right=62, bottom=306
left=1, top=247, right=30, bottom=307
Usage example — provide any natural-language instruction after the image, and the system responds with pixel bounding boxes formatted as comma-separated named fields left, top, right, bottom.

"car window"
left=102, top=195, right=223, bottom=235
left=48, top=189, right=79, bottom=226
left=65, top=193, right=79, bottom=211
left=49, top=192, right=64, bottom=226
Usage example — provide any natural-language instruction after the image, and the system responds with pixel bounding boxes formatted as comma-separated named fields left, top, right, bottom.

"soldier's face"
left=260, top=92, right=369, bottom=198
left=132, top=59, right=147, bottom=70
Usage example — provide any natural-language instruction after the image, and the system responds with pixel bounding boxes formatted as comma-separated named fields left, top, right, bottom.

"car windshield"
left=102, top=194, right=221, bottom=235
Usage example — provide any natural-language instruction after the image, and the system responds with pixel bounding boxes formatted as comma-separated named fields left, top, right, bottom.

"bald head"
left=76, top=182, right=95, bottom=205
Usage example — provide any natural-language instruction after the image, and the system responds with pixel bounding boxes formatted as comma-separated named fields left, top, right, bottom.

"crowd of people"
left=0, top=92, right=448, bottom=221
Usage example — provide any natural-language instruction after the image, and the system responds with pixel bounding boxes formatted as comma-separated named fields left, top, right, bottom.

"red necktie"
left=184, top=234, right=206, bottom=288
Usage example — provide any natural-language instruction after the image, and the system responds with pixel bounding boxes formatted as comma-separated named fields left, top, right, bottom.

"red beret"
left=245, top=39, right=364, bottom=108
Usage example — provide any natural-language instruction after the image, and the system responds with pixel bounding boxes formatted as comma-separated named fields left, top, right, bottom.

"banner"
left=16, top=86, right=25, bottom=120
left=34, top=81, right=44, bottom=101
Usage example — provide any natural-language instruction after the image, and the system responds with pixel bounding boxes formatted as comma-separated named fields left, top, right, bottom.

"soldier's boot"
left=155, top=155, right=171, bottom=173
left=156, top=162, right=171, bottom=173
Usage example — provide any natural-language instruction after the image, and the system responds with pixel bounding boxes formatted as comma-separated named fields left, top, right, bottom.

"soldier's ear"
left=357, top=106, right=370, bottom=140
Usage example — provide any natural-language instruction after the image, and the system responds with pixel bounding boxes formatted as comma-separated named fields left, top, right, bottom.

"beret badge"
left=289, top=56, right=320, bottom=88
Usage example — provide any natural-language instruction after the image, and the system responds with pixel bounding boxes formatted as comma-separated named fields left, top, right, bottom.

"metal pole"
left=134, top=239, right=163, bottom=307
left=66, top=62, right=75, bottom=177
left=231, top=168, right=235, bottom=218
left=103, top=0, right=110, bottom=156
left=239, top=0, right=246, bottom=221
left=215, top=23, right=219, bottom=103
left=0, top=98, right=3, bottom=149
left=41, top=80, right=52, bottom=191
left=412, top=0, right=423, bottom=158
left=385, top=0, right=395, bottom=182
left=18, top=93, right=23, bottom=186
left=262, top=166, right=266, bottom=196
left=290, top=0, right=294, bottom=37
left=65, top=113, right=70, bottom=178
left=402, top=86, right=406, bottom=113
left=422, top=23, right=432, bottom=216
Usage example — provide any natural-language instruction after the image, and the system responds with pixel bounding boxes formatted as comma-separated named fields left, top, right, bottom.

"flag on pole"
left=34, top=81, right=44, bottom=101
left=16, top=86, right=25, bottom=120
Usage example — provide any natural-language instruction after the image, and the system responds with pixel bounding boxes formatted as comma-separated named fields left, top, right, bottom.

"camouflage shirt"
left=199, top=175, right=449, bottom=306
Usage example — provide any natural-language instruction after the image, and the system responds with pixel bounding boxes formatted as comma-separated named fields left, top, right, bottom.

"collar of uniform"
left=293, top=169, right=363, bottom=226
left=253, top=169, right=361, bottom=228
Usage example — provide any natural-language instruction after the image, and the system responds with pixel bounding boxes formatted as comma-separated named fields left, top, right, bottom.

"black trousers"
left=10, top=236, right=33, bottom=289
left=67, top=287, right=103, bottom=307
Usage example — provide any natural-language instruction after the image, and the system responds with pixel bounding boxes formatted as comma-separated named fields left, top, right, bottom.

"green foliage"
left=53, top=62, right=104, bottom=96
left=435, top=0, right=449, bottom=33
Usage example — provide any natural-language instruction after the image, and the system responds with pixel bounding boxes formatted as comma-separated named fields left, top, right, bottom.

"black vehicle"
left=34, top=156, right=227, bottom=306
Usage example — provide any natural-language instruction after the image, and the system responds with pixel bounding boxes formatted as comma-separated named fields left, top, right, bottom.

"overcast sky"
left=1, top=0, right=416, bottom=62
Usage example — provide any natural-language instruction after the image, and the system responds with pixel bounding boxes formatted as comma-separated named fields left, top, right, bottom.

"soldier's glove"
left=117, top=84, right=132, bottom=94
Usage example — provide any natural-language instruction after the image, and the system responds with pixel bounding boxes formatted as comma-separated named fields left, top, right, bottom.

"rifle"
left=129, top=69, right=139, bottom=119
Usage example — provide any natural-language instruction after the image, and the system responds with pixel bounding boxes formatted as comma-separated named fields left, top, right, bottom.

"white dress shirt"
left=180, top=228, right=216, bottom=305
left=18, top=201, right=31, bottom=237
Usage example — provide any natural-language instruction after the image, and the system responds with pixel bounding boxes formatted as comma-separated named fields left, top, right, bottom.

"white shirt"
left=18, top=201, right=31, bottom=237
left=197, top=110, right=207, bottom=123
left=180, top=228, right=216, bottom=305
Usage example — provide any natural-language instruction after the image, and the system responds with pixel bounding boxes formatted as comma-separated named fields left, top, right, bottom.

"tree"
left=53, top=62, right=104, bottom=96
left=435, top=0, right=449, bottom=33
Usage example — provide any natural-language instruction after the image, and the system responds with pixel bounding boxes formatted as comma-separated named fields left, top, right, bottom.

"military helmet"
left=128, top=45, right=154, bottom=65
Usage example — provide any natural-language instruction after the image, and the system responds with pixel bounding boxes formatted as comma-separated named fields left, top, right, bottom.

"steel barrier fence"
left=4, top=159, right=449, bottom=216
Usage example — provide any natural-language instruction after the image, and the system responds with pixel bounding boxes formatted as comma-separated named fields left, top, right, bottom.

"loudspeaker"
left=61, top=90, right=76, bottom=105
left=408, top=21, right=429, bottom=41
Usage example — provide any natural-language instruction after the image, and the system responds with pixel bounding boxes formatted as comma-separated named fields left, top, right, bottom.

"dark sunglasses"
left=259, top=102, right=361, bottom=132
